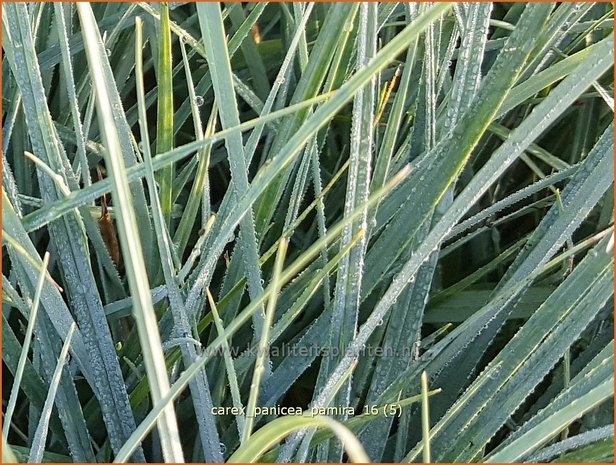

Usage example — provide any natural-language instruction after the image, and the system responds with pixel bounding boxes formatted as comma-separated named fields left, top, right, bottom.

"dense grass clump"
left=2, top=2, right=614, bottom=462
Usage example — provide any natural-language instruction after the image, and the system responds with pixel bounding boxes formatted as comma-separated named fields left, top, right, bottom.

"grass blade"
left=2, top=253, right=48, bottom=439
left=229, top=415, right=369, bottom=463
left=206, top=289, right=246, bottom=439
left=196, top=2, right=267, bottom=338
left=28, top=323, right=76, bottom=463
left=155, top=2, right=175, bottom=228
left=78, top=4, right=183, bottom=460
left=420, top=371, right=431, bottom=463
left=486, top=344, right=614, bottom=462
left=4, top=4, right=143, bottom=455
left=243, top=238, right=288, bottom=442
left=134, top=15, right=220, bottom=462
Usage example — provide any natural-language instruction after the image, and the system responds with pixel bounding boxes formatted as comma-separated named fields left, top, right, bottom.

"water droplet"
left=220, top=442, right=226, bottom=454
left=138, top=142, right=144, bottom=153
left=106, top=48, right=112, bottom=57
left=195, top=95, right=205, bottom=107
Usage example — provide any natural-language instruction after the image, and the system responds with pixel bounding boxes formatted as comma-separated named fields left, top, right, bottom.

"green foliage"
left=2, top=2, right=613, bottom=462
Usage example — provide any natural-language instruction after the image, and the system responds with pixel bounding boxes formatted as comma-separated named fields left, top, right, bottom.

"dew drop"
left=343, top=21, right=354, bottom=33
left=106, top=48, right=112, bottom=57
left=195, top=95, right=205, bottom=107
